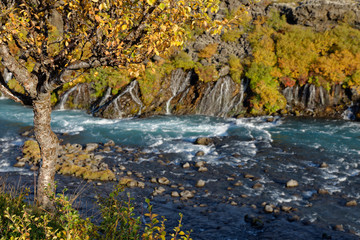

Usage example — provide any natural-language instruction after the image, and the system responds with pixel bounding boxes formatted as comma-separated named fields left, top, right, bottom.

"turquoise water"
left=1, top=98, right=360, bottom=235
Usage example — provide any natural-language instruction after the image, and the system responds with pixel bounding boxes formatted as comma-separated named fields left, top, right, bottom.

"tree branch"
left=0, top=72, right=32, bottom=105
left=0, top=43, right=38, bottom=98
left=123, top=1, right=161, bottom=49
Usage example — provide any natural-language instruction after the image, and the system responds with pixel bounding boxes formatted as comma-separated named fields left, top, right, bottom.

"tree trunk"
left=33, top=92, right=59, bottom=208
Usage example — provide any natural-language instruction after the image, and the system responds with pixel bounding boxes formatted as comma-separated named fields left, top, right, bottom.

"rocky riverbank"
left=9, top=125, right=359, bottom=239
left=8, top=130, right=360, bottom=239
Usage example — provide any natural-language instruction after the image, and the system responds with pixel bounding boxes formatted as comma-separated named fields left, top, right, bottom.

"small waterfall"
left=111, top=80, right=143, bottom=117
left=166, top=69, right=191, bottom=115
left=127, top=81, right=143, bottom=115
left=98, top=87, right=112, bottom=107
left=238, top=78, right=249, bottom=107
left=58, top=85, right=79, bottom=110
left=3, top=68, right=12, bottom=83
left=197, top=76, right=238, bottom=117
left=283, top=87, right=294, bottom=105
left=342, top=102, right=356, bottom=120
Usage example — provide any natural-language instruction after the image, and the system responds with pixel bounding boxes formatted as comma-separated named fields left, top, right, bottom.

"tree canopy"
left=0, top=0, right=244, bottom=207
left=0, top=0, right=234, bottom=103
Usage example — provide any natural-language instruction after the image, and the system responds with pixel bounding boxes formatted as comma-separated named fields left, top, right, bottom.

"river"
left=0, top=97, right=359, bottom=239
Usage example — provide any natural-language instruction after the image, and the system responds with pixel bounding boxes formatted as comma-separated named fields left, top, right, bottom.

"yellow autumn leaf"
left=146, top=0, right=156, bottom=5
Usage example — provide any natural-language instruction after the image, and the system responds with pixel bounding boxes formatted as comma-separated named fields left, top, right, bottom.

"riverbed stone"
left=318, top=188, right=329, bottom=195
left=198, top=167, right=208, bottom=172
left=115, top=146, right=123, bottom=152
left=171, top=191, right=180, bottom=197
left=137, top=181, right=145, bottom=189
left=252, top=183, right=263, bottom=189
left=281, top=206, right=292, bottom=212
left=196, top=179, right=206, bottom=188
left=234, top=181, right=243, bottom=186
left=153, top=187, right=166, bottom=196
left=180, top=190, right=194, bottom=199
left=158, top=177, right=170, bottom=185
left=286, top=179, right=299, bottom=188
left=264, top=205, right=273, bottom=213
left=104, top=140, right=115, bottom=147
left=320, top=162, right=328, bottom=168
left=182, top=162, right=190, bottom=168
left=194, top=137, right=213, bottom=146
left=195, top=161, right=206, bottom=168
left=85, top=143, right=99, bottom=152
left=14, top=162, right=26, bottom=168
left=195, top=151, right=205, bottom=156
left=334, top=224, right=345, bottom=232
left=345, top=200, right=357, bottom=207
left=244, top=174, right=255, bottom=179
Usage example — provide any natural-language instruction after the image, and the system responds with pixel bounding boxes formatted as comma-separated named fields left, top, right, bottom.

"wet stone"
left=264, top=205, right=273, bottom=213
left=171, top=191, right=180, bottom=198
left=115, top=146, right=123, bottom=152
left=195, top=161, right=206, bottom=168
left=320, top=162, right=328, bottom=168
left=286, top=179, right=299, bottom=188
left=14, top=162, right=26, bottom=168
left=198, top=167, right=208, bottom=172
left=153, top=187, right=166, bottom=196
left=158, top=177, right=170, bottom=185
left=104, top=140, right=115, bottom=147
left=195, top=151, right=205, bottom=157
left=345, top=200, right=357, bottom=207
left=194, top=137, right=213, bottom=146
left=334, top=224, right=345, bottom=232
left=196, top=179, right=206, bottom=188
left=318, top=189, right=329, bottom=195
left=252, top=183, right=263, bottom=189
left=234, top=181, right=243, bottom=186
left=180, top=190, right=194, bottom=199
left=281, top=206, right=292, bottom=212
left=244, top=174, right=255, bottom=179
left=182, top=162, right=190, bottom=168
left=137, top=182, right=145, bottom=189
left=230, top=201, right=238, bottom=206
left=102, top=146, right=111, bottom=152
left=85, top=143, right=99, bottom=152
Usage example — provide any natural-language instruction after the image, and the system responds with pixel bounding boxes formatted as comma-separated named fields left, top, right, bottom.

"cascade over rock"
left=92, top=81, right=143, bottom=119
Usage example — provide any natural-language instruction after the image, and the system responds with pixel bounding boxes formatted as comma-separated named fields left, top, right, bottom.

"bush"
left=197, top=43, right=218, bottom=59
left=0, top=182, right=191, bottom=240
left=246, top=63, right=286, bottom=114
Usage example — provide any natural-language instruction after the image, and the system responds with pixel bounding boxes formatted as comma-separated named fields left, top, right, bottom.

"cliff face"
left=55, top=0, right=360, bottom=120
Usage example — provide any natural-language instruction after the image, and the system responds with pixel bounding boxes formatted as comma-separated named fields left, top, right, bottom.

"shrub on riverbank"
left=0, top=183, right=191, bottom=240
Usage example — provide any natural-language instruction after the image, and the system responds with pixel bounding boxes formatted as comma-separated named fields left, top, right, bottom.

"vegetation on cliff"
left=44, top=4, right=360, bottom=116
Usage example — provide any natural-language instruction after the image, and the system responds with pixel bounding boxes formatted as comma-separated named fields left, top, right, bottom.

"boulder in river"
left=194, top=137, right=213, bottom=146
